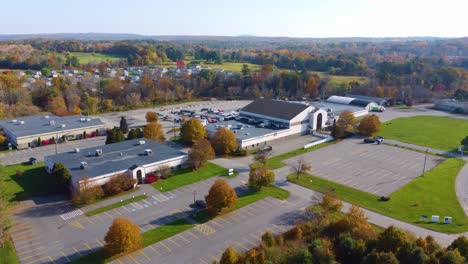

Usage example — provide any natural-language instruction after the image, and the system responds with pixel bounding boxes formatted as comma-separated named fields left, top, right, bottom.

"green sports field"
left=380, top=116, right=468, bottom=152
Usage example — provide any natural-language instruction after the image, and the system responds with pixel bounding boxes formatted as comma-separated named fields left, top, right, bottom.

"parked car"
left=363, top=138, right=376, bottom=143
left=200, top=108, right=209, bottom=112
left=195, top=200, right=207, bottom=209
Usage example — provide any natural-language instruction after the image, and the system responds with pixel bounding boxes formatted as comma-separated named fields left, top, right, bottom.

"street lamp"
left=422, top=149, right=428, bottom=177
left=193, top=190, right=197, bottom=203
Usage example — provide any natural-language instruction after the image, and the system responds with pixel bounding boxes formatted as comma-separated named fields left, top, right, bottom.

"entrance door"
left=316, top=113, right=323, bottom=130
left=136, top=170, right=143, bottom=184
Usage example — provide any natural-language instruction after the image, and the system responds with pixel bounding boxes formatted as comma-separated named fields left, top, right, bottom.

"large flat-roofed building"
left=0, top=114, right=106, bottom=149
left=207, top=99, right=328, bottom=149
left=44, top=138, right=188, bottom=191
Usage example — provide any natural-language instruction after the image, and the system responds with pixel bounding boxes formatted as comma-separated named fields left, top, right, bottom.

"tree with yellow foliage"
left=143, top=122, right=165, bottom=142
left=357, top=114, right=381, bottom=136
left=104, top=218, right=142, bottom=256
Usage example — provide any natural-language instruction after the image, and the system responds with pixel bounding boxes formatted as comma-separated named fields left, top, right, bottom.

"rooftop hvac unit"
left=86, top=118, right=91, bottom=122
left=75, top=148, right=80, bottom=153
left=80, top=118, right=86, bottom=122
left=12, top=119, right=17, bottom=123
left=144, top=149, right=153, bottom=155
left=49, top=120, right=55, bottom=126
left=95, top=149, right=103, bottom=156
left=139, top=140, right=146, bottom=145
left=44, top=115, right=50, bottom=119
left=61, top=124, right=66, bottom=128
left=80, top=161, right=88, bottom=169
left=19, top=121, right=25, bottom=125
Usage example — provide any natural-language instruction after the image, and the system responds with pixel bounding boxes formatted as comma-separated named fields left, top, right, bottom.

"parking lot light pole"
left=193, top=190, right=197, bottom=203
left=422, top=149, right=428, bottom=177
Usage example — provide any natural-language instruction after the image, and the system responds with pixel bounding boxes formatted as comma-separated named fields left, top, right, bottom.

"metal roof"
left=346, top=94, right=388, bottom=104
left=45, top=138, right=187, bottom=182
left=205, top=120, right=288, bottom=141
left=326, top=96, right=355, bottom=105
left=0, top=114, right=104, bottom=138
left=241, top=99, right=310, bottom=121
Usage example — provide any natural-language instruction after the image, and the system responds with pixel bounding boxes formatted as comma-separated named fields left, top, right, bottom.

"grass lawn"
left=71, top=219, right=193, bottom=264
left=0, top=237, right=19, bottom=264
left=85, top=195, right=148, bottom=216
left=193, top=185, right=289, bottom=223
left=3, top=162, right=49, bottom=202
left=380, top=116, right=468, bottom=152
left=152, top=162, right=226, bottom=192
left=56, top=52, right=123, bottom=64
left=253, top=141, right=335, bottom=169
left=288, top=158, right=468, bottom=233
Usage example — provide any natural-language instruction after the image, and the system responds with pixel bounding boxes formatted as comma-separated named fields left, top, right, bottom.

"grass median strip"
left=193, top=185, right=290, bottom=223
left=287, top=158, right=468, bottom=233
left=152, top=162, right=226, bottom=192
left=0, top=237, right=19, bottom=264
left=71, top=218, right=194, bottom=264
left=85, top=195, right=148, bottom=216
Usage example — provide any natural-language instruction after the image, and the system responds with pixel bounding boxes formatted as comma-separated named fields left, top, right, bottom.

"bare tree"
left=291, top=158, right=311, bottom=179
left=252, top=151, right=272, bottom=165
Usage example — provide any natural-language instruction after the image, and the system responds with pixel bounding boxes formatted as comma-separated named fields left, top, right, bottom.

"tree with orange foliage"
left=47, top=95, right=68, bottom=116
left=357, top=114, right=381, bottom=136
left=104, top=218, right=142, bottom=256
left=205, top=179, right=237, bottom=215
left=145, top=111, right=158, bottom=123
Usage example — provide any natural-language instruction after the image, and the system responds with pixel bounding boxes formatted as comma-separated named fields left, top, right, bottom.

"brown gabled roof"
left=241, top=99, right=309, bottom=120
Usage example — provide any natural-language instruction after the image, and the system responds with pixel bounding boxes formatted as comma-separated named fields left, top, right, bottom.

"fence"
left=304, top=132, right=333, bottom=149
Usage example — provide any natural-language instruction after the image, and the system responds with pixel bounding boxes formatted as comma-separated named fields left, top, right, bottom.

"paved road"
left=109, top=195, right=311, bottom=264
left=0, top=137, right=106, bottom=165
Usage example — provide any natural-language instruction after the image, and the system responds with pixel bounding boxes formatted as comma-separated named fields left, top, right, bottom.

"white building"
left=44, top=138, right=188, bottom=191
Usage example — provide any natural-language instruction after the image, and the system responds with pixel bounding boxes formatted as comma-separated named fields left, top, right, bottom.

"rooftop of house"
left=0, top=114, right=104, bottom=138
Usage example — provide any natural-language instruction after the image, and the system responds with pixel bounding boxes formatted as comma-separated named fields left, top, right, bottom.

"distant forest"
left=0, top=37, right=466, bottom=117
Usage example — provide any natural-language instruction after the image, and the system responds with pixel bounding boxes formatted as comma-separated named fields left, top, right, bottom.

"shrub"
left=158, top=165, right=172, bottom=179
left=16, top=169, right=23, bottom=176
left=248, top=165, right=275, bottom=190
left=379, top=196, right=391, bottom=201
left=103, top=173, right=136, bottom=196
left=261, top=231, right=276, bottom=248
left=284, top=226, right=303, bottom=241
left=72, top=185, right=105, bottom=206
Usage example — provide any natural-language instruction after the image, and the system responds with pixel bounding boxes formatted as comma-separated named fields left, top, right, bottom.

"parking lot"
left=283, top=137, right=444, bottom=196
left=98, top=100, right=252, bottom=134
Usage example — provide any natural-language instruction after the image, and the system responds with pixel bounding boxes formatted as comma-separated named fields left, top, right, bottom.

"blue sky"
left=1, top=0, right=466, bottom=37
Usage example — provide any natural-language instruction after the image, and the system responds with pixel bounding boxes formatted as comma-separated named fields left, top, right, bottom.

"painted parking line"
left=104, top=211, right=114, bottom=220
left=10, top=224, right=32, bottom=233
left=209, top=219, right=224, bottom=228
left=127, top=254, right=141, bottom=264
left=96, top=238, right=104, bottom=247
left=15, top=239, right=41, bottom=249
left=14, top=232, right=37, bottom=241
left=138, top=249, right=151, bottom=261
left=195, top=224, right=216, bottom=236
left=73, top=246, right=82, bottom=257
left=149, top=245, right=161, bottom=255
left=24, top=256, right=52, bottom=264
left=61, top=251, right=71, bottom=262
left=199, top=258, right=209, bottom=264
left=95, top=214, right=105, bottom=223
left=84, top=217, right=96, bottom=225
left=20, top=251, right=46, bottom=261
left=160, top=194, right=170, bottom=201
left=168, top=191, right=177, bottom=198
left=151, top=196, right=161, bottom=202
left=168, top=237, right=181, bottom=247
left=217, top=217, right=233, bottom=225
left=177, top=234, right=190, bottom=243
left=159, top=241, right=172, bottom=252
left=83, top=242, right=92, bottom=250
left=69, top=220, right=85, bottom=230
left=142, top=199, right=152, bottom=206
left=185, top=230, right=200, bottom=240
left=122, top=205, right=132, bottom=212
left=17, top=246, right=44, bottom=256
left=233, top=241, right=249, bottom=251
left=11, top=227, right=33, bottom=236
left=243, top=236, right=258, bottom=247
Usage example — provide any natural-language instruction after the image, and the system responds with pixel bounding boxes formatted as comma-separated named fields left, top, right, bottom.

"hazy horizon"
left=1, top=0, right=467, bottom=38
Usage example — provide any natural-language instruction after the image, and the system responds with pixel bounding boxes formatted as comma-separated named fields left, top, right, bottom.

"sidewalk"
left=384, top=139, right=460, bottom=157
left=79, top=184, right=159, bottom=213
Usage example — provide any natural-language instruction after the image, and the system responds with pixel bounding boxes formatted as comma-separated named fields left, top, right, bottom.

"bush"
left=103, top=174, right=136, bottom=196
left=72, top=186, right=105, bottom=205
left=379, top=196, right=391, bottom=202
left=158, top=165, right=172, bottom=179
left=284, top=226, right=303, bottom=241
left=16, top=169, right=23, bottom=176
left=261, top=231, right=276, bottom=248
